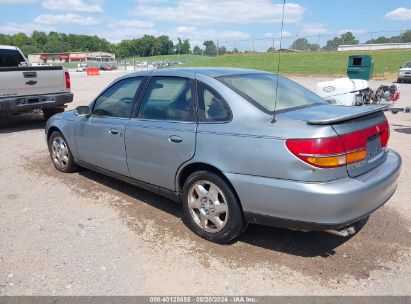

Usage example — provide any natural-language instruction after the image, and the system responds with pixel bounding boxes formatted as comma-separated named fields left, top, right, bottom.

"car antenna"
left=272, top=0, right=286, bottom=123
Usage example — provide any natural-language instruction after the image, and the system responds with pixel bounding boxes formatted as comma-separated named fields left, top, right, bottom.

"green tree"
left=31, top=31, right=47, bottom=47
left=402, top=30, right=411, bottom=43
left=308, top=43, right=320, bottom=51
left=291, top=38, right=310, bottom=51
left=366, top=36, right=392, bottom=44
left=181, top=39, right=191, bottom=54
left=218, top=45, right=226, bottom=55
left=341, top=32, right=359, bottom=45
left=203, top=40, right=217, bottom=56
left=175, top=38, right=182, bottom=54
left=192, top=45, right=202, bottom=55
left=157, top=35, right=174, bottom=55
left=10, top=33, right=30, bottom=48
left=323, top=32, right=359, bottom=51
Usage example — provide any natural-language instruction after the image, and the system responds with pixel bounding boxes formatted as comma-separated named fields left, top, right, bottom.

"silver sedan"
left=45, top=68, right=401, bottom=243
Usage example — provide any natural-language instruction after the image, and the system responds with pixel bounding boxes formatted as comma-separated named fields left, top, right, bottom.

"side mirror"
left=74, top=106, right=91, bottom=116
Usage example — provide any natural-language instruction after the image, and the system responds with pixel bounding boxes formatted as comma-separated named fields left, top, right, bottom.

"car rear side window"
left=138, top=77, right=195, bottom=122
left=197, top=82, right=231, bottom=122
left=92, top=77, right=142, bottom=118
left=0, top=49, right=26, bottom=67
left=218, top=73, right=326, bottom=114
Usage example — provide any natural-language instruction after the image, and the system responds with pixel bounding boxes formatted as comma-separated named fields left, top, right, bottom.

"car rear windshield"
left=0, top=49, right=25, bottom=67
left=218, top=73, right=327, bottom=114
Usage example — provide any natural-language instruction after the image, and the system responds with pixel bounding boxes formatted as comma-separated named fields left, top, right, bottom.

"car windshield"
left=218, top=73, right=327, bottom=114
left=402, top=62, right=411, bottom=68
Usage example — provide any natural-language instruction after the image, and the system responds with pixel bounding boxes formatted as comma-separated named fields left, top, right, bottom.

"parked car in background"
left=397, top=61, right=411, bottom=83
left=45, top=68, right=401, bottom=243
left=98, top=64, right=116, bottom=71
left=0, top=45, right=73, bottom=120
left=76, top=63, right=88, bottom=72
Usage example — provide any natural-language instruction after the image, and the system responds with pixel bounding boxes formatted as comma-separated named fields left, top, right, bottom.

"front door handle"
left=169, top=135, right=183, bottom=143
left=109, top=128, right=118, bottom=135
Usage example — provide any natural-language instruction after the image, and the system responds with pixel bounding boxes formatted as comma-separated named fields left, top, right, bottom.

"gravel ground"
left=0, top=71, right=410, bottom=295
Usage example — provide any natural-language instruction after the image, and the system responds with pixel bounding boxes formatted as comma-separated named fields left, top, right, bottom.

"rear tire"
left=43, top=108, right=64, bottom=121
left=182, top=171, right=246, bottom=243
left=48, top=131, right=77, bottom=173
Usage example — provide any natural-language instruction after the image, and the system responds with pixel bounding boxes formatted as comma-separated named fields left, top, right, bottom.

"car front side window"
left=138, top=77, right=194, bottom=122
left=93, top=77, right=142, bottom=118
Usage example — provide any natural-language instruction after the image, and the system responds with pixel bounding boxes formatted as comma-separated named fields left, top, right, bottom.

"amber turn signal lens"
left=345, top=149, right=367, bottom=165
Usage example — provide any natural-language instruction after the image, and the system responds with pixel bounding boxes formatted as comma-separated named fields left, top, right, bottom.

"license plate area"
left=366, top=134, right=383, bottom=161
left=27, top=97, right=40, bottom=104
left=347, top=134, right=386, bottom=177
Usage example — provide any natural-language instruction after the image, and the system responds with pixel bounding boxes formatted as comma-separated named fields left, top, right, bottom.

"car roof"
left=0, top=45, right=18, bottom=50
left=124, top=67, right=270, bottom=79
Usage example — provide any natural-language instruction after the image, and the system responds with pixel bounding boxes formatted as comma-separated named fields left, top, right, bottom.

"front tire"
left=48, top=131, right=77, bottom=173
left=182, top=171, right=246, bottom=243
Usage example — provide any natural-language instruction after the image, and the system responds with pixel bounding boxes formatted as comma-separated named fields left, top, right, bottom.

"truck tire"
left=182, top=171, right=246, bottom=243
left=43, top=108, right=64, bottom=121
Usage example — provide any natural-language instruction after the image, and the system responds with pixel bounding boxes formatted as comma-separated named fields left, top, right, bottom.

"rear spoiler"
left=307, top=104, right=389, bottom=125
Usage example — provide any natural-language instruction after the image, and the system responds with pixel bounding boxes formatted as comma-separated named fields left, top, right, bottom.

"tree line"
left=1, top=30, right=411, bottom=58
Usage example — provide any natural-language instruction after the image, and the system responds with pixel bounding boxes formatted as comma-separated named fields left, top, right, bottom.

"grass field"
left=173, top=50, right=411, bottom=78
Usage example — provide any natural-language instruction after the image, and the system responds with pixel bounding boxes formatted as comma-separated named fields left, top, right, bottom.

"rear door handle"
left=109, top=128, right=118, bottom=135
left=169, top=135, right=183, bottom=143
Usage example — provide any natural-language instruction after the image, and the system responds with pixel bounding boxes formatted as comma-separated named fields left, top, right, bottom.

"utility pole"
left=400, top=25, right=403, bottom=43
left=216, top=40, right=219, bottom=56
left=317, top=34, right=321, bottom=51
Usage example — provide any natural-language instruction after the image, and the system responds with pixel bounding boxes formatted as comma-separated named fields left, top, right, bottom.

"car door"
left=125, top=76, right=197, bottom=191
left=75, top=77, right=143, bottom=176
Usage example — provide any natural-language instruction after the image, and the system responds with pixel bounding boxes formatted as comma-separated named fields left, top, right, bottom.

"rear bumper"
left=398, top=75, right=411, bottom=81
left=226, top=150, right=402, bottom=231
left=0, top=93, right=73, bottom=113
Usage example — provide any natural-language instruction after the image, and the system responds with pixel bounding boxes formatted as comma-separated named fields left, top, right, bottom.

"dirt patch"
left=6, top=193, right=20, bottom=200
left=26, top=154, right=411, bottom=282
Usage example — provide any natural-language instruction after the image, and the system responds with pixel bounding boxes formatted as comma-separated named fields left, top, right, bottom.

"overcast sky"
left=0, top=0, right=410, bottom=49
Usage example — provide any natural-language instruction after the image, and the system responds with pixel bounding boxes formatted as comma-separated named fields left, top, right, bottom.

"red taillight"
left=65, top=71, right=71, bottom=89
left=378, top=120, right=390, bottom=147
left=340, top=120, right=390, bottom=150
left=286, top=120, right=390, bottom=169
left=286, top=137, right=348, bottom=168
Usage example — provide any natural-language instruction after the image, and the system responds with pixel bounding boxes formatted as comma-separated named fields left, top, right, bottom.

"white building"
left=338, top=42, right=411, bottom=52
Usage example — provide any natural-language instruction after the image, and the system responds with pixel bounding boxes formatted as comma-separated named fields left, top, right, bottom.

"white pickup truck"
left=0, top=45, right=73, bottom=120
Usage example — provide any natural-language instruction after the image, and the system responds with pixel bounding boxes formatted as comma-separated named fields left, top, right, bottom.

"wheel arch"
left=176, top=162, right=244, bottom=211
left=47, top=126, right=62, bottom=143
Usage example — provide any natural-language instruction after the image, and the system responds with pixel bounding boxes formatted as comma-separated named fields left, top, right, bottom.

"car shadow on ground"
left=393, top=127, right=411, bottom=134
left=77, top=168, right=361, bottom=258
left=0, top=113, right=45, bottom=134
left=239, top=220, right=367, bottom=258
